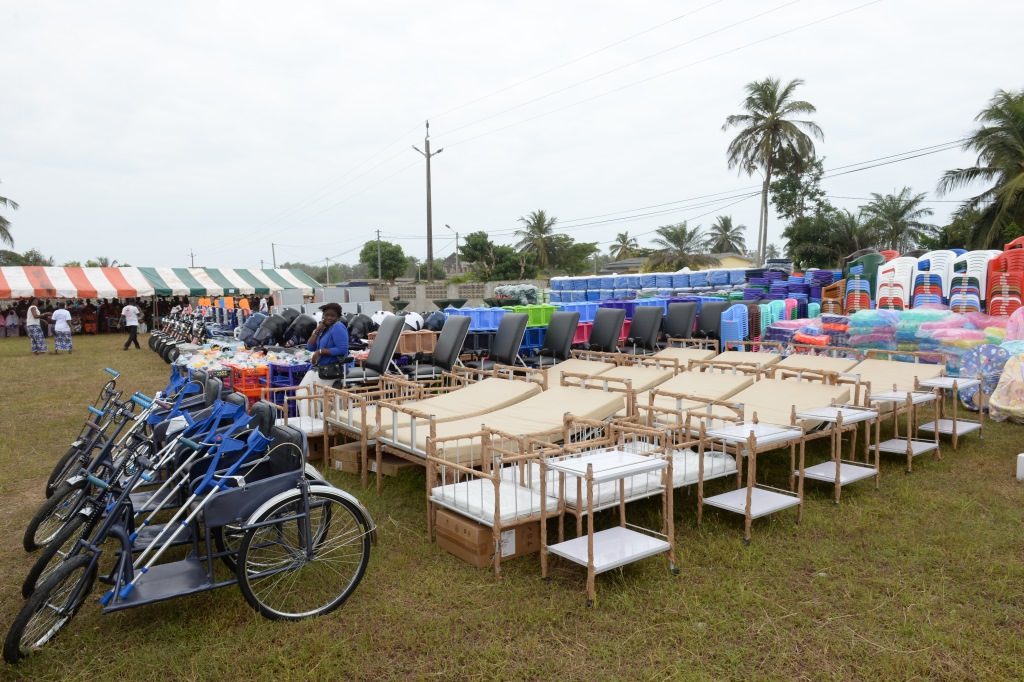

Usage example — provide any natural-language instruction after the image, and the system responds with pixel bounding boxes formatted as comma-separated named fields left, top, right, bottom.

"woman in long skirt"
left=51, top=302, right=73, bottom=354
left=26, top=301, right=47, bottom=355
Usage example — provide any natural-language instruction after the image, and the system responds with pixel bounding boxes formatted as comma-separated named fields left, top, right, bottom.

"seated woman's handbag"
left=317, top=362, right=344, bottom=381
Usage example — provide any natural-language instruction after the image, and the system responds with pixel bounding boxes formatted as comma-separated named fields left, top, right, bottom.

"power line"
left=430, top=0, right=728, bottom=121
left=438, top=0, right=801, bottom=138
left=444, top=0, right=885, bottom=150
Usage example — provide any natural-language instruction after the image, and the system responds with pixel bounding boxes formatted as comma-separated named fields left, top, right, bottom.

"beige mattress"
left=776, top=354, right=859, bottom=374
left=600, top=364, right=676, bottom=393
left=384, top=385, right=626, bottom=460
left=366, top=378, right=541, bottom=435
left=652, top=346, right=719, bottom=365
left=851, top=358, right=944, bottom=395
left=545, top=358, right=615, bottom=387
left=688, top=379, right=851, bottom=431
left=712, top=350, right=782, bottom=368
left=646, top=371, right=755, bottom=413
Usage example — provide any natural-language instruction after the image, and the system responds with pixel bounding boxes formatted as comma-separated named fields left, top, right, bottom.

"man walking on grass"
left=121, top=300, right=141, bottom=350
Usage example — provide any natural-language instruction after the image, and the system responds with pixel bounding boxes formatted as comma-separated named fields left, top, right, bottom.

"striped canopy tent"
left=137, top=267, right=321, bottom=297
left=0, top=266, right=155, bottom=299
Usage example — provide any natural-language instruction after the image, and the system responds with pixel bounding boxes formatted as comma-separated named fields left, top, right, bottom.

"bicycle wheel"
left=236, top=488, right=371, bottom=620
left=23, top=481, right=88, bottom=552
left=45, top=445, right=88, bottom=498
left=3, top=555, right=96, bottom=664
left=22, top=514, right=88, bottom=598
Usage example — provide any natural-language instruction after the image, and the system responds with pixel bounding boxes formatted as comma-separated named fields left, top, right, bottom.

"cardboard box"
left=330, top=442, right=362, bottom=465
left=434, top=508, right=540, bottom=568
left=367, top=453, right=418, bottom=477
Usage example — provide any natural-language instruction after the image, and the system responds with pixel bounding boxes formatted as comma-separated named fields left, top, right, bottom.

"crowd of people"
left=1, top=295, right=273, bottom=356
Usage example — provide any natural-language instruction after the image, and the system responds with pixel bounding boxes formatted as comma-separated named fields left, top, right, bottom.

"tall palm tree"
left=827, top=209, right=872, bottom=263
left=0, top=180, right=18, bottom=247
left=723, top=77, right=823, bottom=265
left=609, top=231, right=639, bottom=260
left=645, top=222, right=717, bottom=271
left=705, top=215, right=747, bottom=253
left=514, top=209, right=557, bottom=270
left=764, top=242, right=780, bottom=260
left=861, top=188, right=934, bottom=252
left=938, top=88, right=1024, bottom=248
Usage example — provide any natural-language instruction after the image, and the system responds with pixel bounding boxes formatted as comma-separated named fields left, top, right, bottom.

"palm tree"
left=0, top=180, right=18, bottom=247
left=609, top=231, right=639, bottom=260
left=705, top=215, right=747, bottom=253
left=861, top=188, right=934, bottom=252
left=827, top=209, right=873, bottom=263
left=645, top=222, right=718, bottom=271
left=764, top=243, right=780, bottom=260
left=514, top=209, right=557, bottom=270
left=723, top=77, right=823, bottom=265
left=938, top=89, right=1024, bottom=248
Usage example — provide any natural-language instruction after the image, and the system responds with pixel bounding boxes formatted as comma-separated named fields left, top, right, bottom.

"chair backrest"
left=541, top=311, right=580, bottom=360
left=250, top=400, right=277, bottom=436
left=365, top=315, right=405, bottom=373
left=589, top=307, right=626, bottom=352
left=697, top=300, right=729, bottom=338
left=204, top=377, right=224, bottom=406
left=664, top=302, right=697, bottom=338
left=433, top=315, right=471, bottom=370
left=629, top=306, right=663, bottom=351
left=490, top=313, right=529, bottom=364
left=223, top=392, right=248, bottom=410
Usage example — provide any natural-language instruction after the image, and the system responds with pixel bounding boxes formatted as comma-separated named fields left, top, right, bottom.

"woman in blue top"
left=300, top=302, right=349, bottom=389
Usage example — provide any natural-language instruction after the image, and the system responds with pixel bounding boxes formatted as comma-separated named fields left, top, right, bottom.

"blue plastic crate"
left=640, top=274, right=657, bottom=288
left=570, top=277, right=587, bottom=291
left=655, top=274, right=673, bottom=288
left=520, top=326, right=546, bottom=352
left=672, top=274, right=690, bottom=288
left=586, top=277, right=603, bottom=289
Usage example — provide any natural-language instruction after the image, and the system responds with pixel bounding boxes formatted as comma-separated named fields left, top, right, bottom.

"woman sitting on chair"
left=299, top=302, right=350, bottom=389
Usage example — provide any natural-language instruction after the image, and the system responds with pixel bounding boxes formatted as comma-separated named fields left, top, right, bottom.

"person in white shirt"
left=25, top=300, right=47, bottom=355
left=50, top=302, right=73, bottom=354
left=121, top=300, right=141, bottom=350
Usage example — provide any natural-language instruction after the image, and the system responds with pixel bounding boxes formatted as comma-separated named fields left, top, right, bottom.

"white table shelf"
left=703, top=487, right=801, bottom=520
left=546, top=448, right=667, bottom=483
left=796, top=406, right=877, bottom=426
left=918, top=419, right=981, bottom=436
left=801, top=461, right=877, bottom=485
left=546, top=526, right=670, bottom=574
left=877, top=438, right=937, bottom=456
left=869, top=390, right=937, bottom=405
left=704, top=422, right=803, bottom=448
left=918, top=376, right=980, bottom=390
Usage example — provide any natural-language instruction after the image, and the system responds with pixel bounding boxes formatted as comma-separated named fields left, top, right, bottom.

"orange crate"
left=368, top=329, right=438, bottom=355
left=224, top=363, right=268, bottom=393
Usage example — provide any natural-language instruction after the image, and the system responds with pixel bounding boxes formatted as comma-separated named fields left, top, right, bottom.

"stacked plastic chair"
left=987, top=243, right=1024, bottom=315
left=844, top=268, right=872, bottom=312
left=719, top=304, right=749, bottom=349
left=876, top=256, right=916, bottom=309
left=820, top=279, right=845, bottom=314
left=844, top=251, right=886, bottom=298
left=879, top=249, right=900, bottom=262
left=954, top=250, right=1001, bottom=301
left=914, top=250, right=957, bottom=300
left=949, top=272, right=983, bottom=313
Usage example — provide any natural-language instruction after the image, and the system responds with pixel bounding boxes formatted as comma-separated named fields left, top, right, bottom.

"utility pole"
left=260, top=259, right=265, bottom=270
left=412, top=120, right=443, bottom=282
left=445, top=224, right=459, bottom=274
left=188, top=249, right=196, bottom=267
left=376, top=229, right=382, bottom=282
left=271, top=243, right=277, bottom=269
left=325, top=257, right=331, bottom=287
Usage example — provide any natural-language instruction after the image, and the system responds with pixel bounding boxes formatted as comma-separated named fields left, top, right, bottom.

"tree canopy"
left=359, top=239, right=406, bottom=282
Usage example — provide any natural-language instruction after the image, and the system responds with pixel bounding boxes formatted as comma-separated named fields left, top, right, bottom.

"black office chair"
left=586, top=308, right=626, bottom=353
left=695, top=301, right=729, bottom=340
left=663, top=302, right=697, bottom=342
left=465, top=313, right=529, bottom=371
left=405, top=315, right=471, bottom=380
left=625, top=306, right=663, bottom=354
left=528, top=311, right=580, bottom=368
left=339, top=315, right=405, bottom=386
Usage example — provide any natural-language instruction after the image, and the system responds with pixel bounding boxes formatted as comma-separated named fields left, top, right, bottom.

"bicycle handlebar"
left=131, top=394, right=152, bottom=409
left=87, top=406, right=105, bottom=417
left=104, top=368, right=120, bottom=379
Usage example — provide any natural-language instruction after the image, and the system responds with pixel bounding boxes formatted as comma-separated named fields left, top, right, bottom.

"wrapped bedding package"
left=847, top=310, right=899, bottom=351
left=989, top=354, right=1024, bottom=423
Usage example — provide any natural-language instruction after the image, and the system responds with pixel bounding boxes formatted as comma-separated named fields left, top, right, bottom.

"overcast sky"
left=2, top=1, right=1021, bottom=269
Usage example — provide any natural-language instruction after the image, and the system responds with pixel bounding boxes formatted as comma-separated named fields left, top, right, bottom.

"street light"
left=445, top=224, right=459, bottom=274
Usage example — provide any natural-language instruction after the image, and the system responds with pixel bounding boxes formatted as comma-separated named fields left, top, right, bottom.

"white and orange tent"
left=0, top=266, right=155, bottom=300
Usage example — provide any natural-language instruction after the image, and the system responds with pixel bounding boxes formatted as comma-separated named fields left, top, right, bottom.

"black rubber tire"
left=148, top=334, right=158, bottom=350
left=3, top=555, right=96, bottom=664
left=23, top=481, right=88, bottom=553
left=45, top=445, right=88, bottom=499
left=167, top=346, right=180, bottom=364
left=22, top=514, right=87, bottom=598
left=236, top=488, right=371, bottom=621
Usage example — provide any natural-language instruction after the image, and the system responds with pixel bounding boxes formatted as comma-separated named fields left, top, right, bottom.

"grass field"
left=0, top=334, right=1022, bottom=681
